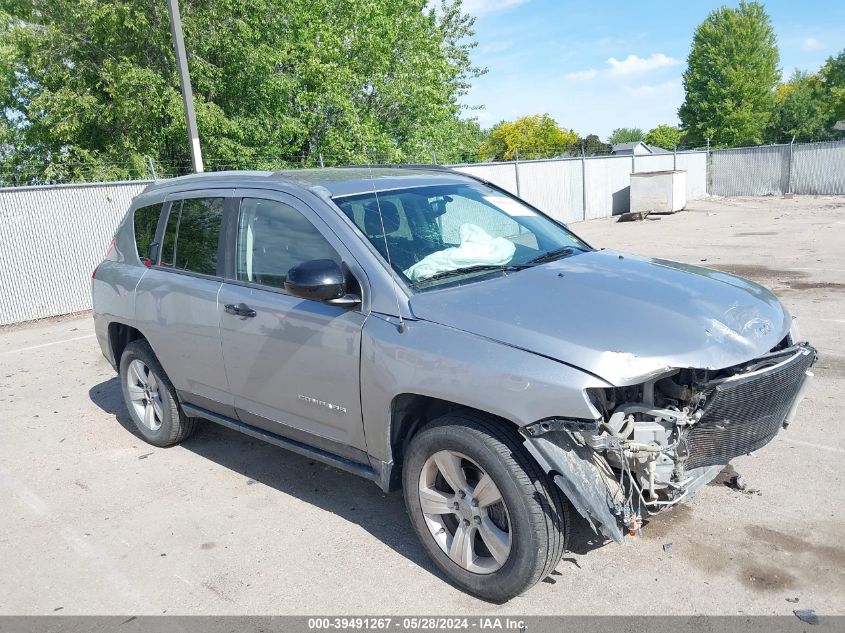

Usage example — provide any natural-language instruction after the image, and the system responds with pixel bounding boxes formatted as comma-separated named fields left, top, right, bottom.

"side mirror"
left=285, top=259, right=360, bottom=306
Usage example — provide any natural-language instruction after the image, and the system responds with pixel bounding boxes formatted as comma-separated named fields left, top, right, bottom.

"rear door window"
left=133, top=203, right=163, bottom=264
left=158, top=197, right=224, bottom=276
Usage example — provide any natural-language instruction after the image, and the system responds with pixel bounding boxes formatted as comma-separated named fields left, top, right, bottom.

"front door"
left=217, top=192, right=369, bottom=460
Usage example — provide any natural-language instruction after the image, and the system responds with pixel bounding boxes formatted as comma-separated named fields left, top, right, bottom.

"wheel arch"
left=384, top=393, right=521, bottom=491
left=108, top=321, right=147, bottom=366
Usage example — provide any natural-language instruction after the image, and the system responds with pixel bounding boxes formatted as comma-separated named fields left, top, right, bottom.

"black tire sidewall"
left=119, top=342, right=177, bottom=445
left=403, top=419, right=551, bottom=602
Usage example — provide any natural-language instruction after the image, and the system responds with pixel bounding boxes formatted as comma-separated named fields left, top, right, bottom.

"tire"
left=119, top=339, right=197, bottom=447
left=403, top=411, right=569, bottom=602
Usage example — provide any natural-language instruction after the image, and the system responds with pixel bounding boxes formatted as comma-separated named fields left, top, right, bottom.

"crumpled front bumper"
left=522, top=342, right=817, bottom=544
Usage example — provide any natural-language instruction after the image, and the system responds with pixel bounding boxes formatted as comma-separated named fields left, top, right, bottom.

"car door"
left=134, top=191, right=236, bottom=418
left=217, top=191, right=369, bottom=461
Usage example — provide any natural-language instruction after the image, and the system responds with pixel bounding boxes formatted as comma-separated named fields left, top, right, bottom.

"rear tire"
left=119, top=339, right=197, bottom=447
left=403, top=411, right=568, bottom=602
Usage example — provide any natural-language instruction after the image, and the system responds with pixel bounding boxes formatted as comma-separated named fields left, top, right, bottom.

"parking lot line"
left=780, top=436, right=845, bottom=455
left=0, top=333, right=96, bottom=355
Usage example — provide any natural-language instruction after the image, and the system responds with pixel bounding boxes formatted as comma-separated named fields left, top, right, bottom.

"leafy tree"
left=607, top=127, right=644, bottom=145
left=819, top=50, right=845, bottom=128
left=478, top=114, right=578, bottom=161
left=679, top=1, right=780, bottom=147
left=435, top=117, right=487, bottom=164
left=580, top=134, right=611, bottom=156
left=644, top=124, right=681, bottom=150
left=0, top=0, right=484, bottom=184
left=766, top=70, right=829, bottom=142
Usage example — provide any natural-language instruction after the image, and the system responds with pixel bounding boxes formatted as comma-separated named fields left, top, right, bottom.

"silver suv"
left=92, top=166, right=815, bottom=601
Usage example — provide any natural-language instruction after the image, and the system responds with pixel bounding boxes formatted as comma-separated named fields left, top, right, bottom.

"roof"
left=612, top=141, right=671, bottom=155
left=142, top=166, right=476, bottom=198
left=611, top=142, right=645, bottom=154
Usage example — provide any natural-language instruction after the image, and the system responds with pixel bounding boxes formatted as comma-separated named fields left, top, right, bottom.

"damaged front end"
left=522, top=341, right=817, bottom=543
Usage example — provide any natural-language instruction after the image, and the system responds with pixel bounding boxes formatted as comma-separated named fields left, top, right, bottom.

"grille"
left=684, top=345, right=816, bottom=470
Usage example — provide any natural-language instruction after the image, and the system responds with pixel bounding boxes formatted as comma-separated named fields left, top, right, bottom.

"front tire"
left=403, top=412, right=568, bottom=602
left=119, top=339, right=197, bottom=447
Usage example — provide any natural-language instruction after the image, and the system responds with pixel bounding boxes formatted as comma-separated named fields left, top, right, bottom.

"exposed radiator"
left=684, top=343, right=816, bottom=470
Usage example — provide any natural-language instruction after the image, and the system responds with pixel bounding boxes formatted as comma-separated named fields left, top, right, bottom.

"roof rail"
left=340, top=163, right=457, bottom=173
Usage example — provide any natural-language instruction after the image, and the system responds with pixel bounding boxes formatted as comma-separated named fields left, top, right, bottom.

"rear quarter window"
left=133, top=203, right=163, bottom=264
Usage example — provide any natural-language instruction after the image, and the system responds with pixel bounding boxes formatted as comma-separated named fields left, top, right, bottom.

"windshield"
left=333, top=182, right=591, bottom=290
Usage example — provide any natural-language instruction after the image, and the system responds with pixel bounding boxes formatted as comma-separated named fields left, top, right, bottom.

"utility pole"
left=145, top=156, right=158, bottom=180
left=580, top=140, right=587, bottom=221
left=167, top=0, right=204, bottom=173
left=786, top=136, right=796, bottom=196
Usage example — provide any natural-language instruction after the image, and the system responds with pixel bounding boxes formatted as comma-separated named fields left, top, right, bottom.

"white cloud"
left=802, top=37, right=822, bottom=51
left=563, top=53, right=680, bottom=83
left=607, top=53, right=680, bottom=76
left=564, top=68, right=598, bottom=81
left=462, top=0, right=530, bottom=17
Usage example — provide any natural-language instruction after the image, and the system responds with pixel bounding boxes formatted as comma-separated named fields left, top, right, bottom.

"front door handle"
left=224, top=302, right=257, bottom=318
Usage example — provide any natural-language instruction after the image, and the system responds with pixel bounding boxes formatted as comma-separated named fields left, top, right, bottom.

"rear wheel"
left=403, top=412, right=568, bottom=602
left=119, top=339, right=197, bottom=447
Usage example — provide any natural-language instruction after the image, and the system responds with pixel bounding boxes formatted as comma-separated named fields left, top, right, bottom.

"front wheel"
left=403, top=412, right=569, bottom=602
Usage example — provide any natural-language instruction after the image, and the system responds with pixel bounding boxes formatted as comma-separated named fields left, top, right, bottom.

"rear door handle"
left=224, top=302, right=257, bottom=318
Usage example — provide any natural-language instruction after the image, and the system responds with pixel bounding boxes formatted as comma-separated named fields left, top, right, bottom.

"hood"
left=409, top=250, right=791, bottom=385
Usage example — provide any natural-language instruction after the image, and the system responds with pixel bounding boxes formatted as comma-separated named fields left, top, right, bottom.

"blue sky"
left=461, top=0, right=845, bottom=139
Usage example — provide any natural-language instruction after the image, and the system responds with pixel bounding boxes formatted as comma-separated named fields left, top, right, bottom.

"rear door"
left=218, top=190, right=369, bottom=460
left=134, top=191, right=236, bottom=417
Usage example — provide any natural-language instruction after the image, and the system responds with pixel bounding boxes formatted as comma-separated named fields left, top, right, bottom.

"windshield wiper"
left=411, top=263, right=533, bottom=288
left=527, top=245, right=584, bottom=265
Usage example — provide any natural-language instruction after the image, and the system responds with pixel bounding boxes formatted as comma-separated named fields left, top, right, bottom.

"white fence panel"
left=583, top=155, right=632, bottom=219
left=635, top=155, right=674, bottom=173
left=452, top=163, right=518, bottom=194
left=516, top=159, right=584, bottom=223
left=0, top=181, right=149, bottom=325
left=675, top=152, right=707, bottom=199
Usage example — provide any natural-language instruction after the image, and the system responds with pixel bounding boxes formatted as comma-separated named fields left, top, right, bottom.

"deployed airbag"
left=404, top=223, right=515, bottom=281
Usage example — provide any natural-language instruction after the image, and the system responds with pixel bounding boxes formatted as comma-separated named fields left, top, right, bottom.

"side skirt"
left=182, top=403, right=384, bottom=486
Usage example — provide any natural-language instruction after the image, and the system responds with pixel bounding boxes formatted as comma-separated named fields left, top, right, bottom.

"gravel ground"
left=0, top=195, right=843, bottom=615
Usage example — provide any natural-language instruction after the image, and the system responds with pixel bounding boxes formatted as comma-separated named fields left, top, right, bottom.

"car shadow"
left=89, top=377, right=607, bottom=586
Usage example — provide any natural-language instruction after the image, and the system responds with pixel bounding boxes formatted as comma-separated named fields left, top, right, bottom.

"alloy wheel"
left=125, top=359, right=164, bottom=431
left=418, top=450, right=512, bottom=574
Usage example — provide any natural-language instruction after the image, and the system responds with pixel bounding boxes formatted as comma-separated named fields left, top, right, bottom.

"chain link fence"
left=711, top=140, right=845, bottom=196
left=0, top=181, right=151, bottom=325
left=0, top=153, right=708, bottom=325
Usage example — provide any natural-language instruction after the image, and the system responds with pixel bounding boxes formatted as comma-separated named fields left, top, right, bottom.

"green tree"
left=0, top=0, right=484, bottom=184
left=644, top=124, right=682, bottom=150
left=580, top=134, right=611, bottom=156
left=766, top=70, right=829, bottom=142
left=819, top=50, right=845, bottom=127
left=478, top=114, right=578, bottom=160
left=607, top=127, right=644, bottom=145
left=679, top=1, right=780, bottom=147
